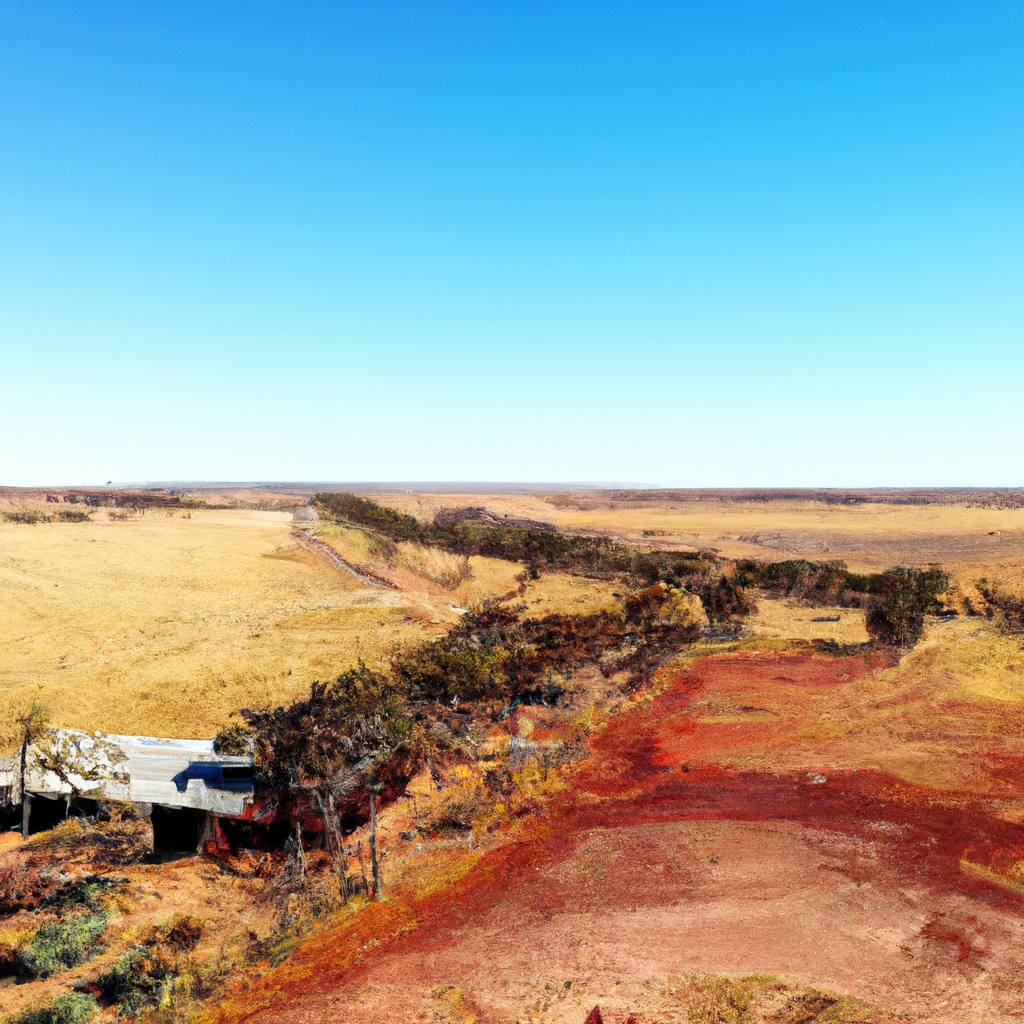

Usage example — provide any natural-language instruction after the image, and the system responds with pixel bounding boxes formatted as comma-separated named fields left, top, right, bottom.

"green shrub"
left=864, top=567, right=949, bottom=647
left=11, top=993, right=97, bottom=1024
left=17, top=913, right=108, bottom=978
left=94, top=915, right=204, bottom=1014
left=96, top=944, right=177, bottom=1013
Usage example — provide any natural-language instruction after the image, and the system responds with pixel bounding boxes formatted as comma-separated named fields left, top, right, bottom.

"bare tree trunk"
left=369, top=792, right=382, bottom=897
left=313, top=789, right=350, bottom=903
left=293, top=820, right=307, bottom=881
left=327, top=792, right=350, bottom=903
left=19, top=730, right=30, bottom=839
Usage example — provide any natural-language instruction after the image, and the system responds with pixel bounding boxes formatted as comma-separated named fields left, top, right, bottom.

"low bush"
left=213, top=723, right=253, bottom=755
left=96, top=944, right=177, bottom=1013
left=55, top=509, right=92, bottom=523
left=11, top=994, right=97, bottom=1024
left=16, top=912, right=109, bottom=978
left=94, top=915, right=205, bottom=1014
left=864, top=568, right=949, bottom=647
left=977, top=580, right=1024, bottom=632
left=3, top=510, right=49, bottom=524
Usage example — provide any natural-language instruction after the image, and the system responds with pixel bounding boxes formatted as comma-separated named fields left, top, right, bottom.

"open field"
left=0, top=509, right=432, bottom=739
left=3, top=486, right=1024, bottom=1024
left=0, top=499, right=628, bottom=741
left=4, top=486, right=1024, bottom=741
left=379, top=490, right=1024, bottom=582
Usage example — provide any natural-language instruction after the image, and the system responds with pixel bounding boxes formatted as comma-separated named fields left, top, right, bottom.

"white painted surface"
left=19, top=730, right=253, bottom=816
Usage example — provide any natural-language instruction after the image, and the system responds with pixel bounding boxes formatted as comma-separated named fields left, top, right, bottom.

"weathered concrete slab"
left=17, top=730, right=253, bottom=817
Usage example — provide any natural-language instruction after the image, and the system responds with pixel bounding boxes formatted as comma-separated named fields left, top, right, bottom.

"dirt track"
left=230, top=653, right=1024, bottom=1024
left=289, top=529, right=398, bottom=589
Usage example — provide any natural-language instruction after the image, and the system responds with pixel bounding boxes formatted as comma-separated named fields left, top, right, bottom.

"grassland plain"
left=0, top=509, right=438, bottom=740
left=380, top=491, right=1024, bottom=581
left=0, top=503, right=627, bottom=742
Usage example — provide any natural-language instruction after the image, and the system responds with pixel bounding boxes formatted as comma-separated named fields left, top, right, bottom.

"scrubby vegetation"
left=239, top=503, right=956, bottom=842
left=230, top=598, right=705, bottom=801
left=315, top=495, right=951, bottom=649
left=93, top=915, right=205, bottom=1014
left=312, top=492, right=722, bottom=584
left=656, top=972, right=878, bottom=1023
left=735, top=558, right=950, bottom=647
left=16, top=912, right=109, bottom=978
left=976, top=580, right=1024, bottom=632
left=10, top=993, right=98, bottom=1024
left=1, top=492, right=982, bottom=1024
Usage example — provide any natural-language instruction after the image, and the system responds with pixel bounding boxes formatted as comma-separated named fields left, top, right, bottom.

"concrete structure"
left=2, top=730, right=254, bottom=844
left=0, top=757, right=14, bottom=808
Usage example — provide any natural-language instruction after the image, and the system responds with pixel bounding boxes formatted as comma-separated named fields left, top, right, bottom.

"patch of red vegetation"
left=217, top=652, right=1024, bottom=1024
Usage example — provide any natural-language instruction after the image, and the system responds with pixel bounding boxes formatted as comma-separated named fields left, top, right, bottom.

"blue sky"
left=1, top=2, right=1021, bottom=486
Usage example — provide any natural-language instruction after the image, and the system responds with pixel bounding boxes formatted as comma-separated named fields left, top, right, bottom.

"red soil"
left=221, top=653, right=1024, bottom=1024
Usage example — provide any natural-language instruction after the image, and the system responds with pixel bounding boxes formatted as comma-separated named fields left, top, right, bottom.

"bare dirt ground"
left=217, top=646, right=1024, bottom=1024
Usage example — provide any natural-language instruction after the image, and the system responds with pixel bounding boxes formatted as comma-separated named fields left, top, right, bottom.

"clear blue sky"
left=1, top=2, right=1021, bottom=487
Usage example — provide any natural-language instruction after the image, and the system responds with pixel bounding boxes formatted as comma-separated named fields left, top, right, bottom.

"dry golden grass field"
left=3, top=489, right=1023, bottom=746
left=381, top=490, right=1024, bottom=585
left=0, top=509, right=431, bottom=741
left=0, top=500, right=626, bottom=743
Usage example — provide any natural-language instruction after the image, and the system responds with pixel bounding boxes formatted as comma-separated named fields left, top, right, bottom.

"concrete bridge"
left=1, top=729, right=254, bottom=852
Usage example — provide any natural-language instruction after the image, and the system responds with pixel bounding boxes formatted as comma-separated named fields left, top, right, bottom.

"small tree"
left=14, top=704, right=51, bottom=838
left=240, top=663, right=418, bottom=899
left=29, top=729, right=129, bottom=813
left=865, top=568, right=950, bottom=647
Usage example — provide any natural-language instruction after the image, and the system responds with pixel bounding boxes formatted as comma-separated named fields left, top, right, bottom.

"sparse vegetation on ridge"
left=5, top=486, right=1023, bottom=1024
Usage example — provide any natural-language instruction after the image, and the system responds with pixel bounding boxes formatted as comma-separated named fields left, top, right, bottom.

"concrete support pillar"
left=197, top=811, right=229, bottom=856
